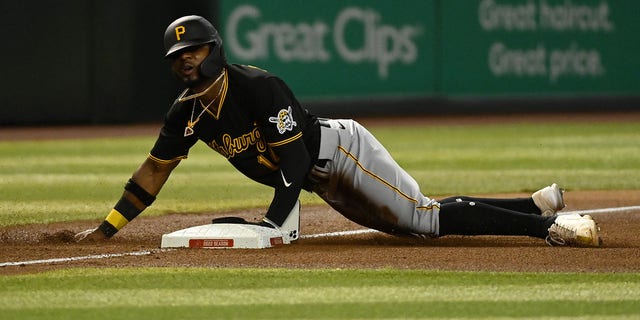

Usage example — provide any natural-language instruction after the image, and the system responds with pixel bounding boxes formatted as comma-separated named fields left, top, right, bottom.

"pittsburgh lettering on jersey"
left=208, top=127, right=267, bottom=159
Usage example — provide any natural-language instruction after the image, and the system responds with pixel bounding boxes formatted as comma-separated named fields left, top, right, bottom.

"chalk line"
left=565, top=205, right=640, bottom=216
left=0, top=249, right=171, bottom=268
left=300, top=229, right=379, bottom=239
left=2, top=205, right=639, bottom=267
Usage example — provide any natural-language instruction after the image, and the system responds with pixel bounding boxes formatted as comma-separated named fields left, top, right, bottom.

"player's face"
left=170, top=44, right=211, bottom=88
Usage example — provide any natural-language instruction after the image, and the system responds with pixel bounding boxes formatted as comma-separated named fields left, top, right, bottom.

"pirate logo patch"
left=268, top=106, right=297, bottom=134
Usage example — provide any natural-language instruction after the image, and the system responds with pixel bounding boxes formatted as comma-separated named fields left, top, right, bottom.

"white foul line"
left=564, top=205, right=640, bottom=216
left=1, top=205, right=639, bottom=268
left=0, top=249, right=171, bottom=268
left=300, top=228, right=379, bottom=239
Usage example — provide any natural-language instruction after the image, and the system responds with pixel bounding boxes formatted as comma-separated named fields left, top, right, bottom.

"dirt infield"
left=1, top=113, right=639, bottom=275
left=2, top=190, right=639, bottom=275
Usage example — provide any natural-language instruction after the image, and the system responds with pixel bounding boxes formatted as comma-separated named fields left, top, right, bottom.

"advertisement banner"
left=440, top=0, right=640, bottom=96
left=220, top=0, right=436, bottom=99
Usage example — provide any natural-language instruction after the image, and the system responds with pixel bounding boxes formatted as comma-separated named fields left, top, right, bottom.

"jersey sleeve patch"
left=268, top=106, right=297, bottom=134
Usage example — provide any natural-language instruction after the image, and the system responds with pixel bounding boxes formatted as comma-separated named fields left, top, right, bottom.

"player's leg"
left=438, top=184, right=565, bottom=216
left=311, top=119, right=439, bottom=235
left=438, top=200, right=601, bottom=246
left=438, top=200, right=555, bottom=238
left=439, top=196, right=538, bottom=214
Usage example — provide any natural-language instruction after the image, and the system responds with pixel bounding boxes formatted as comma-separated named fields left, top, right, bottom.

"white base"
left=160, top=223, right=290, bottom=249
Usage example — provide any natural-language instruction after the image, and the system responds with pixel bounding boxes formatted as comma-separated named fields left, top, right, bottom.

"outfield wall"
left=220, top=0, right=640, bottom=116
left=1, top=0, right=638, bottom=125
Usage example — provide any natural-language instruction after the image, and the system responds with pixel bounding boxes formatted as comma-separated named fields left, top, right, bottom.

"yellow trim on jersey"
left=337, top=146, right=438, bottom=211
left=147, top=154, right=187, bottom=164
left=205, top=70, right=229, bottom=120
left=105, top=209, right=129, bottom=230
left=268, top=132, right=303, bottom=147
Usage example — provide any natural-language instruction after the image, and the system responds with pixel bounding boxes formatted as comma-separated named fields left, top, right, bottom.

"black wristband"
left=124, top=178, right=156, bottom=206
left=98, top=221, right=119, bottom=238
left=114, top=196, right=143, bottom=221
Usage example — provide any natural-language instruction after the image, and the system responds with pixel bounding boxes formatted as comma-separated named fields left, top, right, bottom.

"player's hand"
left=74, top=227, right=108, bottom=242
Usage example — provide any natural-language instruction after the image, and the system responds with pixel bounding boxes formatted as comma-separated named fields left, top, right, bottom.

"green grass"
left=1, top=120, right=640, bottom=319
left=1, top=268, right=639, bottom=319
left=0, top=121, right=638, bottom=227
left=378, top=121, right=640, bottom=194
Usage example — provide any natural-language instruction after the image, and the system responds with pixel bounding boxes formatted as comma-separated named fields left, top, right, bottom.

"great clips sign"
left=220, top=0, right=435, bottom=99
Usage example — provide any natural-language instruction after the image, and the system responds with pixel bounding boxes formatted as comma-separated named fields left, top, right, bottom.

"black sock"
left=439, top=196, right=540, bottom=214
left=438, top=201, right=555, bottom=238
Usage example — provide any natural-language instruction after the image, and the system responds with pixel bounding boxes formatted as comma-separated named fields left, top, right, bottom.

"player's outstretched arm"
left=75, top=157, right=179, bottom=242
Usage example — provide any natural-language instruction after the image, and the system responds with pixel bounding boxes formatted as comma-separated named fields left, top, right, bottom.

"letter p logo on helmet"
left=175, top=26, right=186, bottom=41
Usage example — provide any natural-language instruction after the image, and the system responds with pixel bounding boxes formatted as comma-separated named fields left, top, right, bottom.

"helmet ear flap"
left=199, top=41, right=228, bottom=78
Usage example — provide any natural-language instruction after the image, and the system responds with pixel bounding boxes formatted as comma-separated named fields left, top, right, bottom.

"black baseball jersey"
left=149, top=64, right=320, bottom=225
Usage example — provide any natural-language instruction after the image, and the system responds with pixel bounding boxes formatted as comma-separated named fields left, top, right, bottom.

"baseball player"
left=75, top=15, right=600, bottom=247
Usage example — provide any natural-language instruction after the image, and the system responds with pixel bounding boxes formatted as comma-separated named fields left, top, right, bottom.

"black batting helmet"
left=163, top=15, right=227, bottom=78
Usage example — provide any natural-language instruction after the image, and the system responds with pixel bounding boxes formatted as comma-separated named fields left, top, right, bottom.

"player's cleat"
left=546, top=213, right=601, bottom=247
left=532, top=183, right=566, bottom=216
